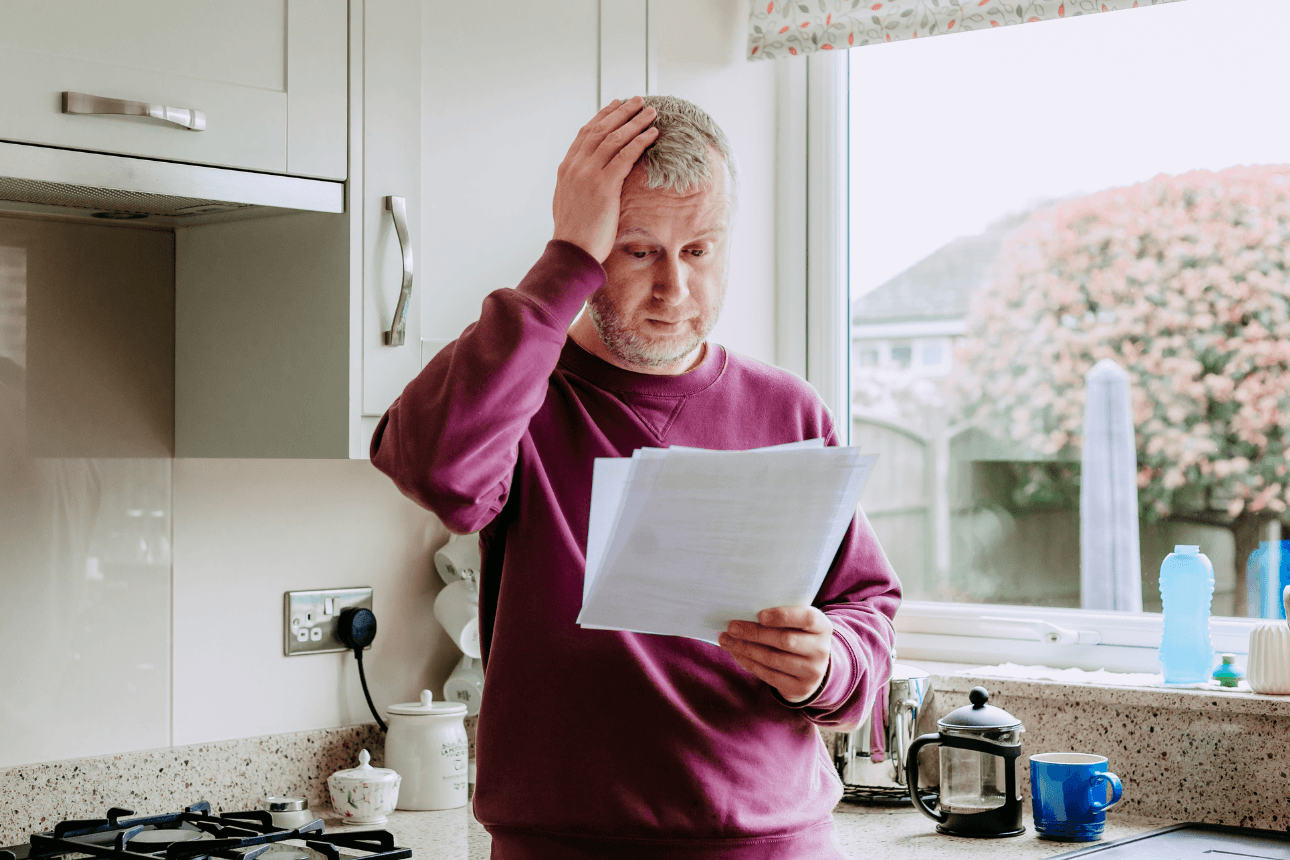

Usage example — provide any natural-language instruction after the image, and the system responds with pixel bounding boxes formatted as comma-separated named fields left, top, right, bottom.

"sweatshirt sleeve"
left=777, top=428, right=902, bottom=730
left=369, top=240, right=605, bottom=534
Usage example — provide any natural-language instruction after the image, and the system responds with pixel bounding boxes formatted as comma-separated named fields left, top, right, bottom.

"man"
left=371, top=95, right=900, bottom=859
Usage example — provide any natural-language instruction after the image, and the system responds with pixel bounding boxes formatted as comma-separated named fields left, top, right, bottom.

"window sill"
left=908, top=659, right=1290, bottom=717
left=894, top=600, right=1262, bottom=673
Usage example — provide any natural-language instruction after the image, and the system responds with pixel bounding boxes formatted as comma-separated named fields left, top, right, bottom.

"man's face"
left=587, top=153, right=734, bottom=373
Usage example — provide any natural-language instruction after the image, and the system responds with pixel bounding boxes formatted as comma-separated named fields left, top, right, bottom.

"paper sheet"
left=578, top=440, right=875, bottom=644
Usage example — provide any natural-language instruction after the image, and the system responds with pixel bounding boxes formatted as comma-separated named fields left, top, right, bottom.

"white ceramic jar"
left=385, top=690, right=469, bottom=810
left=327, top=749, right=401, bottom=824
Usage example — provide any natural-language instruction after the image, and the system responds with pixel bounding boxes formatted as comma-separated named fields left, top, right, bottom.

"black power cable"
left=337, top=607, right=387, bottom=732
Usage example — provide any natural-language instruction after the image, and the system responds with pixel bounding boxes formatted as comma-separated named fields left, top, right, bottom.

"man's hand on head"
left=718, top=606, right=833, bottom=703
left=553, top=96, right=659, bottom=263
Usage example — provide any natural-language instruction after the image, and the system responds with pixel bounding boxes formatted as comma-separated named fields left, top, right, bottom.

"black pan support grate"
left=8, top=803, right=410, bottom=860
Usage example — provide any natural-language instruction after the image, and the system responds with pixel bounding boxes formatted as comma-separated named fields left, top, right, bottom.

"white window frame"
left=788, top=48, right=1265, bottom=674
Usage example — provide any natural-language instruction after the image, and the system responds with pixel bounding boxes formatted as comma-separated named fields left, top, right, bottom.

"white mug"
left=434, top=579, right=481, bottom=658
left=434, top=533, right=481, bottom=586
left=443, top=654, right=484, bottom=715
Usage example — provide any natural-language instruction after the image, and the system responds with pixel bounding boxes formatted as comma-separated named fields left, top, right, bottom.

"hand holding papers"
left=577, top=441, right=877, bottom=644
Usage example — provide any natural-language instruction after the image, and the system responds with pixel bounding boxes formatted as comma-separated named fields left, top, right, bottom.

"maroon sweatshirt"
left=371, top=241, right=900, bottom=859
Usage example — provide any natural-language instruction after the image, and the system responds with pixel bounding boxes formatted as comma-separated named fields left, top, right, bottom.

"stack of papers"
left=577, top=440, right=877, bottom=644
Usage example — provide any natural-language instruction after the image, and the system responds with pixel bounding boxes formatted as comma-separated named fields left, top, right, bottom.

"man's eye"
left=688, top=249, right=708, bottom=258
left=625, top=249, right=652, bottom=259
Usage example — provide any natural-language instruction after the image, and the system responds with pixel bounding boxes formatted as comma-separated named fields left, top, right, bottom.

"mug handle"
left=1088, top=771, right=1123, bottom=811
left=906, top=733, right=945, bottom=823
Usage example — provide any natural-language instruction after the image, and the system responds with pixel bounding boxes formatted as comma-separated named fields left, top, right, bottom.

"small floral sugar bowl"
left=327, top=749, right=401, bottom=824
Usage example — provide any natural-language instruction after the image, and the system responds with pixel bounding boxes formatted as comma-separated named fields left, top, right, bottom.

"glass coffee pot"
left=905, top=686, right=1025, bottom=837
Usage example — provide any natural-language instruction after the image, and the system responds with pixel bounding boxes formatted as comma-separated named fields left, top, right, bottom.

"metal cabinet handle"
left=62, top=91, right=205, bottom=131
left=382, top=195, right=414, bottom=346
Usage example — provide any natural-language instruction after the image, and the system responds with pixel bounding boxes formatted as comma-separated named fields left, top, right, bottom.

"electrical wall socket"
left=284, top=587, right=373, bottom=656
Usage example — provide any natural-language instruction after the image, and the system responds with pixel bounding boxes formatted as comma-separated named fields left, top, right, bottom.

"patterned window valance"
left=747, top=0, right=1185, bottom=60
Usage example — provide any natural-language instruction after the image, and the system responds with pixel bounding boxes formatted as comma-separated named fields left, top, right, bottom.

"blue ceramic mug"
left=1029, top=753, right=1123, bottom=841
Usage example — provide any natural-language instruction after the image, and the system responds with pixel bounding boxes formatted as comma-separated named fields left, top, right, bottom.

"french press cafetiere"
left=905, top=686, right=1025, bottom=838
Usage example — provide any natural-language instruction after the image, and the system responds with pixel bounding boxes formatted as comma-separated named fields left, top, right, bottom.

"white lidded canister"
left=384, top=690, right=469, bottom=810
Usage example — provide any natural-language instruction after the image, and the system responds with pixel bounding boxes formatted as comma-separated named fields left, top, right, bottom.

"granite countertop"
left=333, top=804, right=1172, bottom=859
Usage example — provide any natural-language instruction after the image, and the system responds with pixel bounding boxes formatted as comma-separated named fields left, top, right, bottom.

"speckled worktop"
left=342, top=804, right=1171, bottom=860
left=4, top=661, right=1286, bottom=847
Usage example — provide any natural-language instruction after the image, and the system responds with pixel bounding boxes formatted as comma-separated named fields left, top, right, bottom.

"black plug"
left=338, top=607, right=387, bottom=732
left=338, top=607, right=378, bottom=650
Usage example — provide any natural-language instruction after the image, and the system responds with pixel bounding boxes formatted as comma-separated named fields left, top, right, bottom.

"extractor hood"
left=0, top=140, right=345, bottom=226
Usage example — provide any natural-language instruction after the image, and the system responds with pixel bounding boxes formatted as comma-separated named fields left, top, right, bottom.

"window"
left=918, top=341, right=942, bottom=370
left=839, top=0, right=1289, bottom=669
left=889, top=342, right=912, bottom=369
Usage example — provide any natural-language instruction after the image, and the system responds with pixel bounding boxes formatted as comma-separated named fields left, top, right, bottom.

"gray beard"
left=585, top=289, right=719, bottom=369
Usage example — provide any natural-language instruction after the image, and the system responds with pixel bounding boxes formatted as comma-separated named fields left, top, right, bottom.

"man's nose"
left=653, top=252, right=689, bottom=305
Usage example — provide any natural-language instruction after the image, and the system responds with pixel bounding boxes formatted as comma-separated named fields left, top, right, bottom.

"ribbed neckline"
left=558, top=337, right=727, bottom=398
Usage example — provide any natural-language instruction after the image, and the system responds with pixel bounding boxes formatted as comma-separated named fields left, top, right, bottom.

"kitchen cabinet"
left=175, top=0, right=645, bottom=459
left=0, top=0, right=346, bottom=180
left=421, top=0, right=606, bottom=346
left=175, top=0, right=415, bottom=459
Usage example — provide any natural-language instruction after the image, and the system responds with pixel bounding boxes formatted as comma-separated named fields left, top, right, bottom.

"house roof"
left=851, top=209, right=1037, bottom=324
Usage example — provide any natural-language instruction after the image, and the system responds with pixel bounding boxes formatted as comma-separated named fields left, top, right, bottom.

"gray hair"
left=638, top=95, right=738, bottom=199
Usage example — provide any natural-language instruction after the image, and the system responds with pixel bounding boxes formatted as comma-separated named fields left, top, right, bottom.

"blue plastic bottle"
left=1158, top=545, right=1215, bottom=684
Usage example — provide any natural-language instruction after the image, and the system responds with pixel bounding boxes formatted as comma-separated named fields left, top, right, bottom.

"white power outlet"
left=284, top=587, right=374, bottom=656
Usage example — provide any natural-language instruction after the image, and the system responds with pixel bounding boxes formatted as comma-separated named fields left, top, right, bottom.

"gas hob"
left=0, top=803, right=411, bottom=860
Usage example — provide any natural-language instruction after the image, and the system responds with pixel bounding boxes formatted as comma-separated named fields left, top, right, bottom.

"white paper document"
left=577, top=441, right=877, bottom=644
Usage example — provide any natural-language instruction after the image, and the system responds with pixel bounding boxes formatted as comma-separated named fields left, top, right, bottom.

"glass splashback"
left=0, top=216, right=174, bottom=766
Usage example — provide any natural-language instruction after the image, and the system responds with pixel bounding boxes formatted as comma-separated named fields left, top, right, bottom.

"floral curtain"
left=747, top=0, right=1185, bottom=59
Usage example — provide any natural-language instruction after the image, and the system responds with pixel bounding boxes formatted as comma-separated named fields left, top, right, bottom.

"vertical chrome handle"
left=62, top=91, right=205, bottom=131
left=890, top=698, right=918, bottom=787
left=382, top=196, right=414, bottom=346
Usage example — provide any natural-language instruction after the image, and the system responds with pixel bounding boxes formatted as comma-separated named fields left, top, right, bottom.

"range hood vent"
left=0, top=176, right=256, bottom=219
left=0, top=140, right=344, bottom=226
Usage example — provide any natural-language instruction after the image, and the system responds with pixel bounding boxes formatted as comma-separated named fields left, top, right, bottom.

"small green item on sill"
left=1213, top=653, right=1243, bottom=688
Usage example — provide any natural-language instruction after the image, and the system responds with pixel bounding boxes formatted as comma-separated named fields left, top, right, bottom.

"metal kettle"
left=906, top=686, right=1025, bottom=838
left=832, top=663, right=935, bottom=789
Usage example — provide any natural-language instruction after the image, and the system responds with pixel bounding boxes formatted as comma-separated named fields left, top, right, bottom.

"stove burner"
left=125, top=832, right=210, bottom=847
left=258, top=849, right=311, bottom=860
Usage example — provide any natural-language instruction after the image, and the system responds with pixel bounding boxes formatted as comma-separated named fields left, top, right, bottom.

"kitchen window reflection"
left=848, top=1, right=1290, bottom=619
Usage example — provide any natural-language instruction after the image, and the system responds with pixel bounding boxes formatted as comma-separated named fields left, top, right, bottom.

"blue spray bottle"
left=1158, top=545, right=1215, bottom=684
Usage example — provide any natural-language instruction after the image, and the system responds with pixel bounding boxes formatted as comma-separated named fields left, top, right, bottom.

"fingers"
left=594, top=102, right=657, bottom=167
left=758, top=605, right=833, bottom=634
left=724, top=623, right=809, bottom=657
left=564, top=99, right=623, bottom=161
left=607, top=125, right=659, bottom=177
left=579, top=96, right=653, bottom=163
left=727, top=651, right=803, bottom=692
left=719, top=634, right=815, bottom=677
left=721, top=636, right=828, bottom=703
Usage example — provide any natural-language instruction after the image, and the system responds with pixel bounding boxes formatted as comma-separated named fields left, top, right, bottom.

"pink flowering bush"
left=956, top=165, right=1290, bottom=522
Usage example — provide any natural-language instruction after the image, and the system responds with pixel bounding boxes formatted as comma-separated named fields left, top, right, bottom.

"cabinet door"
left=360, top=0, right=422, bottom=418
left=420, top=0, right=602, bottom=344
left=0, top=0, right=346, bottom=179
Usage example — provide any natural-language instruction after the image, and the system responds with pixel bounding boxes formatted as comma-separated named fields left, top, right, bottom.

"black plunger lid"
left=938, top=686, right=1022, bottom=731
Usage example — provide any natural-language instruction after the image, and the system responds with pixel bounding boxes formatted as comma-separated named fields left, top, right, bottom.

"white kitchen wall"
left=171, top=459, right=454, bottom=745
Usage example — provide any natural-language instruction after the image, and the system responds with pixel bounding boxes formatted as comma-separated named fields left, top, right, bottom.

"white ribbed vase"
left=1247, top=585, right=1290, bottom=695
